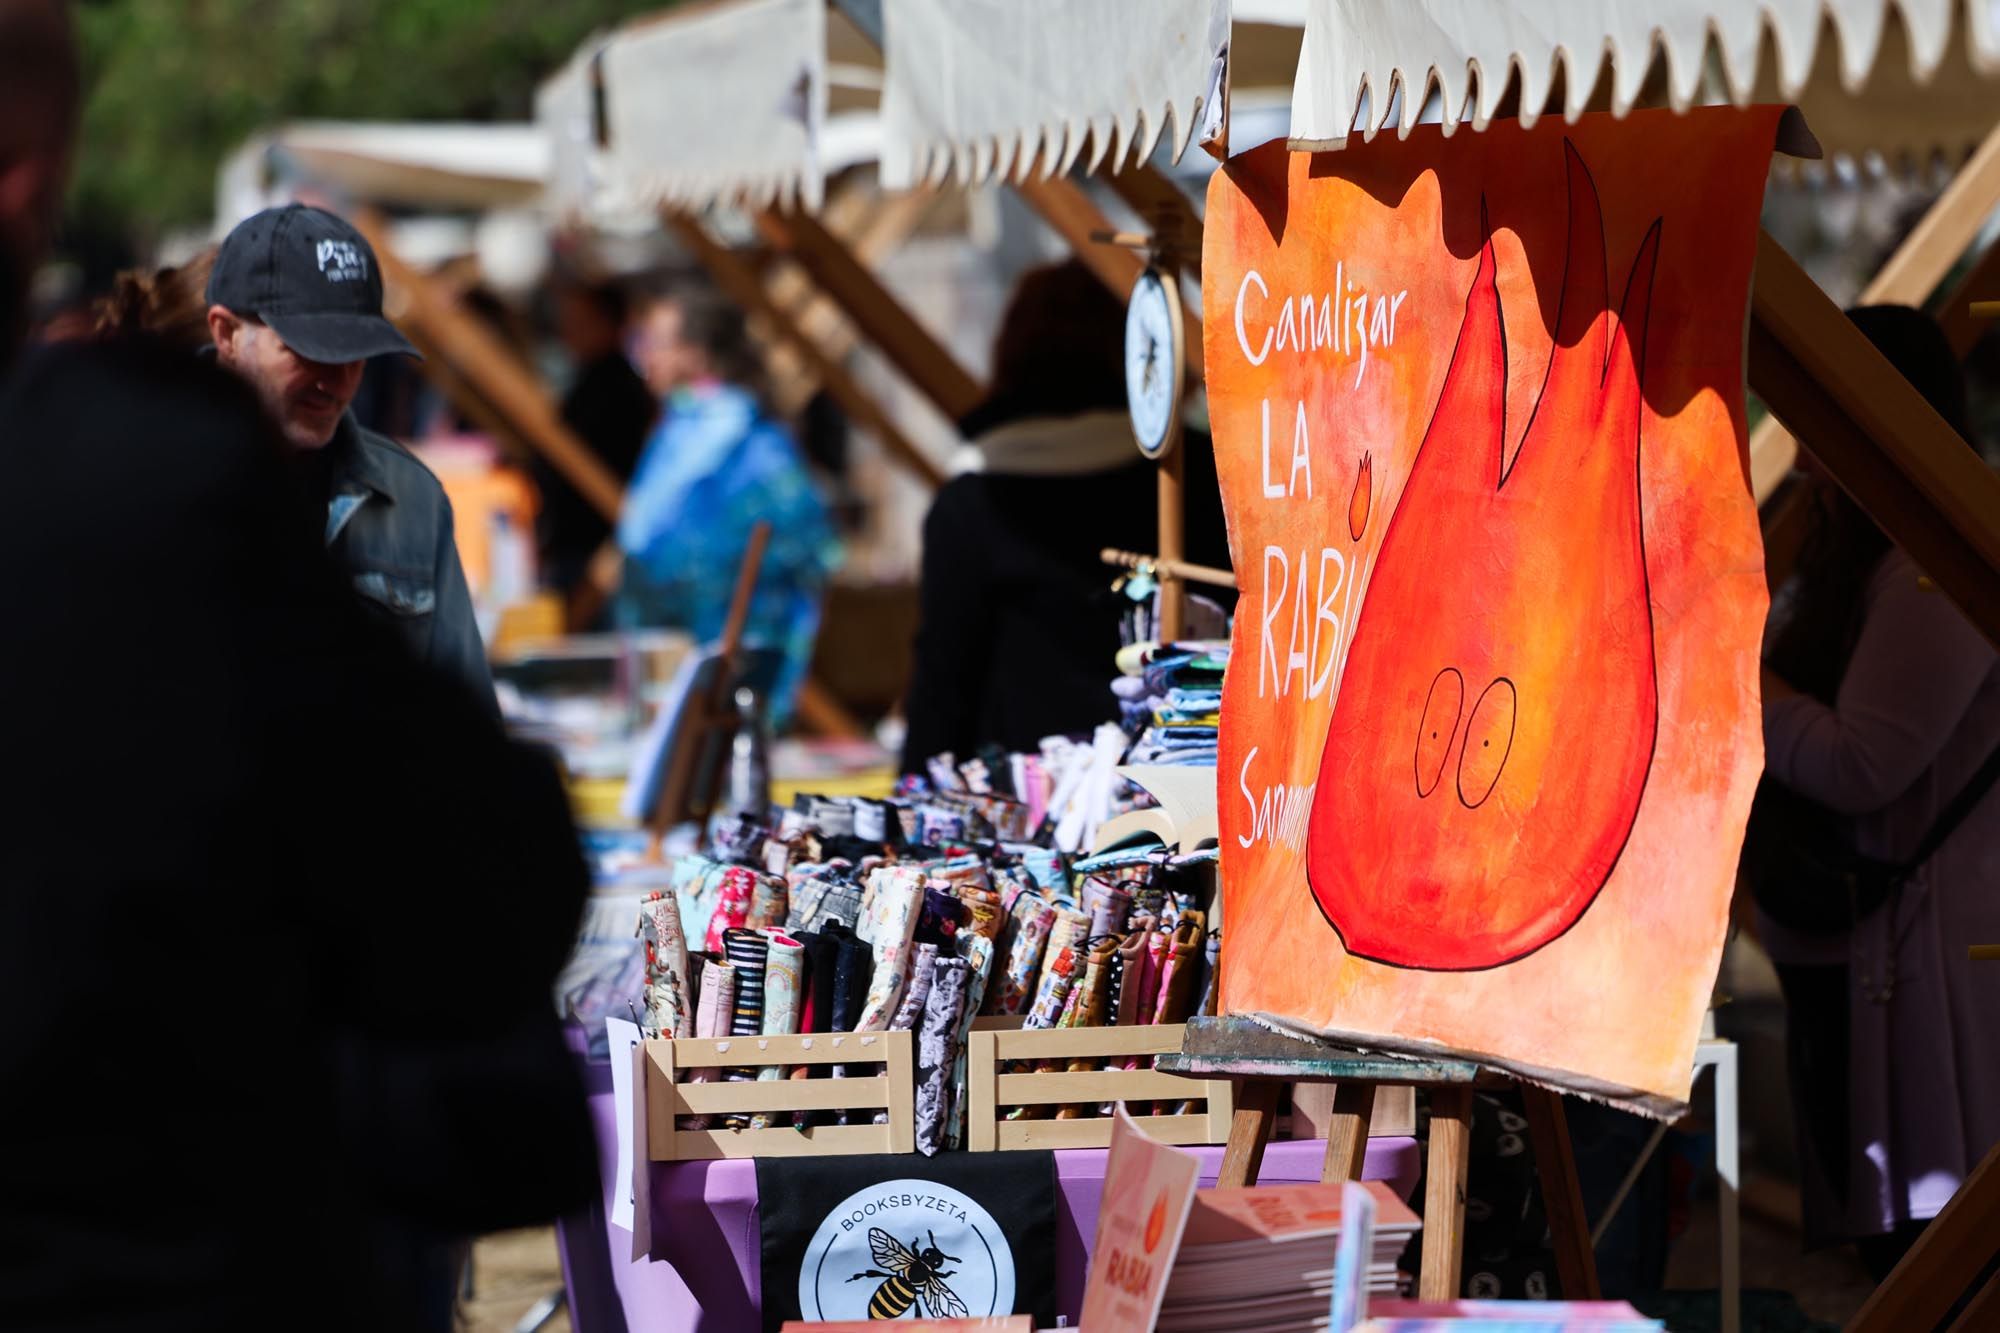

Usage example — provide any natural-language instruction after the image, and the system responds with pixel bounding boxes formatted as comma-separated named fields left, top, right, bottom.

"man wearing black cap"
left=206, top=203, right=492, bottom=705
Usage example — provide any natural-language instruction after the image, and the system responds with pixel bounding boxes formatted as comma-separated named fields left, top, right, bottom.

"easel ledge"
left=1159, top=1014, right=1601, bottom=1305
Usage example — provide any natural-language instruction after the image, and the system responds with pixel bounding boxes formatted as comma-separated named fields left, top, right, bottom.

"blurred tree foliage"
left=70, top=0, right=658, bottom=244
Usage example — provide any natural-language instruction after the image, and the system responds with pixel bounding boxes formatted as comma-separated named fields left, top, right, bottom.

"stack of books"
left=1154, top=1180, right=1420, bottom=1331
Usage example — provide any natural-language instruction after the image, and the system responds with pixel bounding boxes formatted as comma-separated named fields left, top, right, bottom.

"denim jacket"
left=327, top=414, right=494, bottom=709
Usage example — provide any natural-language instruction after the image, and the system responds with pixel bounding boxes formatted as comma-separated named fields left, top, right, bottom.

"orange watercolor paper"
left=1207, top=108, right=1780, bottom=1113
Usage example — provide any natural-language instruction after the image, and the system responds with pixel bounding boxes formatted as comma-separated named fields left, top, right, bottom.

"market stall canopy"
left=217, top=121, right=549, bottom=224
left=538, top=0, right=888, bottom=222
left=876, top=0, right=1312, bottom=188
left=1287, top=0, right=2000, bottom=163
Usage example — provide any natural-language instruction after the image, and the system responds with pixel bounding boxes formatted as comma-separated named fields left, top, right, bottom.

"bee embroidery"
left=847, top=1227, right=970, bottom=1320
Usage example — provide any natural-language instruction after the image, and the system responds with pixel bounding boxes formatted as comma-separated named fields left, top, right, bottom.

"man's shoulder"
left=346, top=420, right=452, bottom=505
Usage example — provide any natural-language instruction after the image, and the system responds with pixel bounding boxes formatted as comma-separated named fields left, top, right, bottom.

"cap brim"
left=264, top=311, right=423, bottom=364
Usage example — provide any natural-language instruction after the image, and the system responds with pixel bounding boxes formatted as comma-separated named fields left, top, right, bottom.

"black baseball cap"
left=205, top=204, right=420, bottom=364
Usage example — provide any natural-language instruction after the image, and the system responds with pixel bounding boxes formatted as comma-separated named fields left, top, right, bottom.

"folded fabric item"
left=989, top=898, right=1055, bottom=1015
left=1023, top=945, right=1078, bottom=1029
left=636, top=890, right=693, bottom=1040
left=1083, top=878, right=1134, bottom=942
left=723, top=928, right=770, bottom=1041
left=710, top=813, right=769, bottom=866
left=743, top=869, right=789, bottom=931
left=1054, top=935, right=1120, bottom=1119
left=856, top=865, right=925, bottom=949
left=1115, top=927, right=1154, bottom=1026
left=797, top=929, right=840, bottom=1035
left=1153, top=914, right=1204, bottom=1026
left=946, top=933, right=997, bottom=1151
left=751, top=932, right=806, bottom=1128
left=669, top=853, right=729, bottom=953
left=830, top=925, right=872, bottom=1033
left=914, top=884, right=968, bottom=948
left=785, top=869, right=863, bottom=935
left=702, top=865, right=758, bottom=953
left=919, top=806, right=965, bottom=846
left=807, top=796, right=855, bottom=838
left=956, top=883, right=1005, bottom=941
left=684, top=960, right=738, bottom=1130
left=850, top=798, right=889, bottom=844
left=890, top=942, right=940, bottom=1033
left=915, top=956, right=971, bottom=1156
left=1026, top=906, right=1089, bottom=1013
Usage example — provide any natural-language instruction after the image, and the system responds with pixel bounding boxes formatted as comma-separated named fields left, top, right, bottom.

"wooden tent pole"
left=754, top=206, right=987, bottom=423
left=1013, top=173, right=1206, bottom=383
left=1748, top=229, right=2000, bottom=647
left=666, top=211, right=946, bottom=490
left=351, top=209, right=625, bottom=522
left=1749, top=120, right=2000, bottom=502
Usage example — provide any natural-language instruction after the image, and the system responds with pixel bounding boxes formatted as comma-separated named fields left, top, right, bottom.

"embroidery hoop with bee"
left=847, top=1227, right=970, bottom=1319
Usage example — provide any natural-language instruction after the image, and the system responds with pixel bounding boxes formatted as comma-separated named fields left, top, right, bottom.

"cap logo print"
left=315, top=238, right=367, bottom=284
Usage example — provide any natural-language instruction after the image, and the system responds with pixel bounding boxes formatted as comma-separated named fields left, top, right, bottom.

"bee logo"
left=847, top=1227, right=971, bottom=1320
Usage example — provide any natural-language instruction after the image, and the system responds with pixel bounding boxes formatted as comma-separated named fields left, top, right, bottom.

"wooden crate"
left=965, top=1021, right=1234, bottom=1152
left=644, top=1030, right=915, bottom=1161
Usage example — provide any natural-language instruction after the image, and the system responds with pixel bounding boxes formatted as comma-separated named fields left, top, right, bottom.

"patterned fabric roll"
left=744, top=870, right=789, bottom=931
left=988, top=899, right=1055, bottom=1016
left=723, top=926, right=769, bottom=1062
left=637, top=890, right=693, bottom=1039
left=890, top=942, right=940, bottom=1033
left=702, top=866, right=757, bottom=953
left=709, top=813, right=769, bottom=866
left=1055, top=935, right=1121, bottom=1119
left=670, top=854, right=727, bottom=953
left=787, top=871, right=864, bottom=935
left=851, top=798, right=888, bottom=843
left=1023, top=945, right=1078, bottom=1029
left=915, top=956, right=972, bottom=1156
left=945, top=934, right=997, bottom=1151
left=1084, top=879, right=1134, bottom=942
left=1152, top=914, right=1205, bottom=1026
left=914, top=884, right=967, bottom=948
left=853, top=868, right=923, bottom=1032
left=1023, top=907, right=1088, bottom=1020
left=751, top=932, right=806, bottom=1128
left=956, top=883, right=1006, bottom=941
left=683, top=961, right=738, bottom=1130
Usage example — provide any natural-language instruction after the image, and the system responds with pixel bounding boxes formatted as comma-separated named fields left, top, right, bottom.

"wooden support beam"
left=1749, top=120, right=2000, bottom=502
left=1109, top=164, right=1205, bottom=282
left=668, top=211, right=946, bottom=490
left=352, top=210, right=625, bottom=523
left=1748, top=228, right=2000, bottom=647
left=1847, top=1139, right=2000, bottom=1333
left=1937, top=234, right=2000, bottom=357
left=1015, top=173, right=1206, bottom=383
left=756, top=206, right=986, bottom=423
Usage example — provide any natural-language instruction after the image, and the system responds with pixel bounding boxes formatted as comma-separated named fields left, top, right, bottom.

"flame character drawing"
left=1306, top=143, right=1662, bottom=971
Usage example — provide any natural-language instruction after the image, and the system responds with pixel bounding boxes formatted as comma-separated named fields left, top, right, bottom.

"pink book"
left=1180, top=1179, right=1419, bottom=1249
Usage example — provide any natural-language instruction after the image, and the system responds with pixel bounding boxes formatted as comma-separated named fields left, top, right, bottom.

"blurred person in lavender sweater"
left=1759, top=304, right=2000, bottom=1275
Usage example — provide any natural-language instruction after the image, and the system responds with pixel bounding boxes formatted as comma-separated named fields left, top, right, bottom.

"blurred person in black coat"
left=900, top=259, right=1231, bottom=771
left=540, top=277, right=656, bottom=599
left=0, top=6, right=594, bottom=1329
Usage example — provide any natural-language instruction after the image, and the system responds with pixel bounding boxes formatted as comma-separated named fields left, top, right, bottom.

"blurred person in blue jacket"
left=618, top=285, right=839, bottom=720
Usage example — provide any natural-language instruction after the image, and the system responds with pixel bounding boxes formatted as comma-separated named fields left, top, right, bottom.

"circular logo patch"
left=797, top=1178, right=1016, bottom=1321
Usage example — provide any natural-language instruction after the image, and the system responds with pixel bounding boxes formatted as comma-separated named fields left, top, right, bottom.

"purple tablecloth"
left=556, top=1060, right=1421, bottom=1332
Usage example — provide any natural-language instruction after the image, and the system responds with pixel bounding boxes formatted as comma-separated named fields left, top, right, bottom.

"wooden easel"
left=641, top=520, right=771, bottom=862
left=1158, top=1015, right=1602, bottom=1304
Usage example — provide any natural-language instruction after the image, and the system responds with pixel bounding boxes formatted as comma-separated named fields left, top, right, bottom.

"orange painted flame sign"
left=1309, top=146, right=1663, bottom=970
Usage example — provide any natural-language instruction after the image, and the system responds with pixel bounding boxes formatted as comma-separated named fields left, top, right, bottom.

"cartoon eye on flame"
left=1456, top=677, right=1517, bottom=809
left=1414, top=667, right=1463, bottom=798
